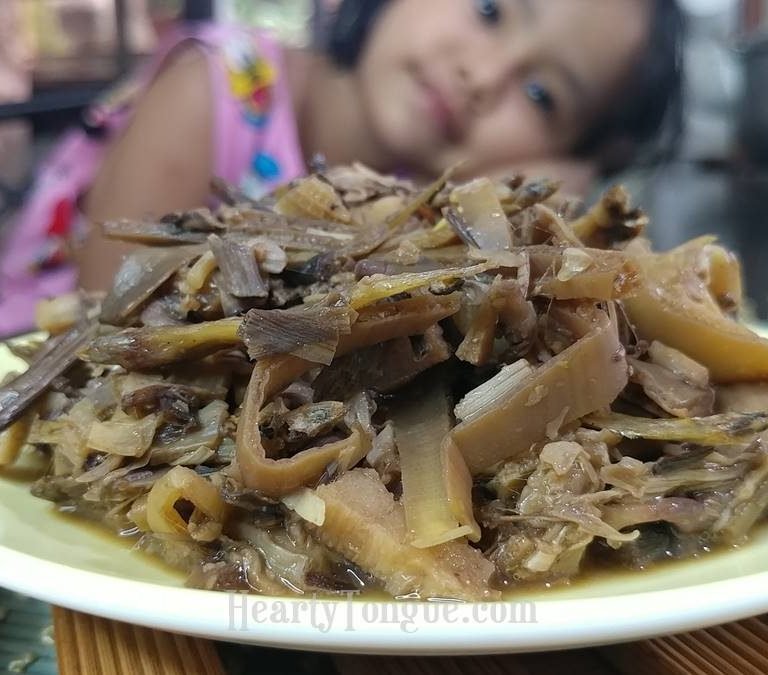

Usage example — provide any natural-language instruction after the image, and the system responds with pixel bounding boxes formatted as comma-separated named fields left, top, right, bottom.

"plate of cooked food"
left=2, top=166, right=768, bottom=655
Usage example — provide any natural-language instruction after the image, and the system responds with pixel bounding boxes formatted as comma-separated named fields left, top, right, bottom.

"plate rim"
left=3, top=328, right=768, bottom=654
left=2, top=541, right=768, bottom=655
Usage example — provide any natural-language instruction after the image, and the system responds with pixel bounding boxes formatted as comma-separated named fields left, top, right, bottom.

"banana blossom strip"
left=394, top=384, right=480, bottom=548
left=100, top=245, right=204, bottom=325
left=235, top=294, right=460, bottom=496
left=80, top=319, right=243, bottom=370
left=347, top=260, right=501, bottom=310
left=384, top=166, right=453, bottom=232
left=0, top=322, right=97, bottom=430
left=312, top=469, right=499, bottom=600
left=450, top=304, right=628, bottom=475
left=623, top=239, right=768, bottom=382
left=584, top=411, right=768, bottom=445
left=529, top=246, right=641, bottom=300
left=236, top=355, right=371, bottom=496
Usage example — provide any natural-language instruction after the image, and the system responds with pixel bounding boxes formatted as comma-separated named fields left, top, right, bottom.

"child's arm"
left=77, top=47, right=214, bottom=291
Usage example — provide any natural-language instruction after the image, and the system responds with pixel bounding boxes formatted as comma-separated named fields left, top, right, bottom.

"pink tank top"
left=0, top=24, right=305, bottom=338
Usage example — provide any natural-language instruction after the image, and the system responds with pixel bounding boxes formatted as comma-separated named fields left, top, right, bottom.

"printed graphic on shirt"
left=224, top=36, right=282, bottom=199
left=225, top=37, right=276, bottom=129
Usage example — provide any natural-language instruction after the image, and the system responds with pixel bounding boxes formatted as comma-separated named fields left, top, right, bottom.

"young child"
left=0, top=0, right=683, bottom=336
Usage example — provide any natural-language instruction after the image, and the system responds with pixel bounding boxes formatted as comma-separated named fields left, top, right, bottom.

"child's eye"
left=525, top=81, right=555, bottom=114
left=475, top=0, right=501, bottom=24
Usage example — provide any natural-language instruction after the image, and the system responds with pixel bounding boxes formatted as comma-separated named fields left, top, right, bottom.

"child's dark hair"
left=326, top=0, right=685, bottom=176
left=572, top=0, right=685, bottom=174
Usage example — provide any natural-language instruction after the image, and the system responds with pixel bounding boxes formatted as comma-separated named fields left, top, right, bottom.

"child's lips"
left=418, top=77, right=465, bottom=143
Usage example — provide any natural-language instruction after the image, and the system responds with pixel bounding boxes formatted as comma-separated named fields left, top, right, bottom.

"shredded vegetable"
left=2, top=166, right=768, bottom=599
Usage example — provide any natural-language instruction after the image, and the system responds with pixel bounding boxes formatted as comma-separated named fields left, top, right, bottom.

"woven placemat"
left=0, top=590, right=57, bottom=675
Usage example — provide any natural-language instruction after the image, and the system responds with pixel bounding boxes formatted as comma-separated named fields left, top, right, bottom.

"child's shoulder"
left=140, top=23, right=302, bottom=197
left=178, top=25, right=304, bottom=198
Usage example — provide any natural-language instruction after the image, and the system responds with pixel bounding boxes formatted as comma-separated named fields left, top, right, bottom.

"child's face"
left=352, top=0, right=651, bottom=177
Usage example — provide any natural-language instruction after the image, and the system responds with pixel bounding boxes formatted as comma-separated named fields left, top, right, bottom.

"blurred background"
left=1, top=0, right=768, bottom=317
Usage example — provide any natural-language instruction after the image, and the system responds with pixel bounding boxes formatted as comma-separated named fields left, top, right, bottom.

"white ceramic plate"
left=3, top=339, right=768, bottom=655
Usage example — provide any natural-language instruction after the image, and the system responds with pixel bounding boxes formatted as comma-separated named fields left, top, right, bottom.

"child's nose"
left=462, top=43, right=529, bottom=115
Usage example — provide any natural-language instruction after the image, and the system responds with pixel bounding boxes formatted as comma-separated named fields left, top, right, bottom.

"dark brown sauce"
left=0, top=453, right=48, bottom=484
left=52, top=504, right=766, bottom=602
left=0, top=465, right=47, bottom=484
left=496, top=524, right=767, bottom=600
left=50, top=506, right=186, bottom=581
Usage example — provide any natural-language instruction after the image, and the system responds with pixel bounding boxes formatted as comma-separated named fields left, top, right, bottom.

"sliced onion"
left=275, top=175, right=352, bottom=224
left=145, top=465, right=226, bottom=541
left=35, top=293, right=85, bottom=335
left=87, top=411, right=160, bottom=457
left=75, top=453, right=124, bottom=483
left=251, top=237, right=287, bottom=274
left=28, top=398, right=97, bottom=465
left=629, top=357, right=714, bottom=418
left=182, top=250, right=217, bottom=294
left=601, top=496, right=714, bottom=534
left=0, top=411, right=34, bottom=467
left=452, top=177, right=512, bottom=250
left=281, top=488, right=326, bottom=526
left=556, top=248, right=594, bottom=281
left=150, top=400, right=229, bottom=465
